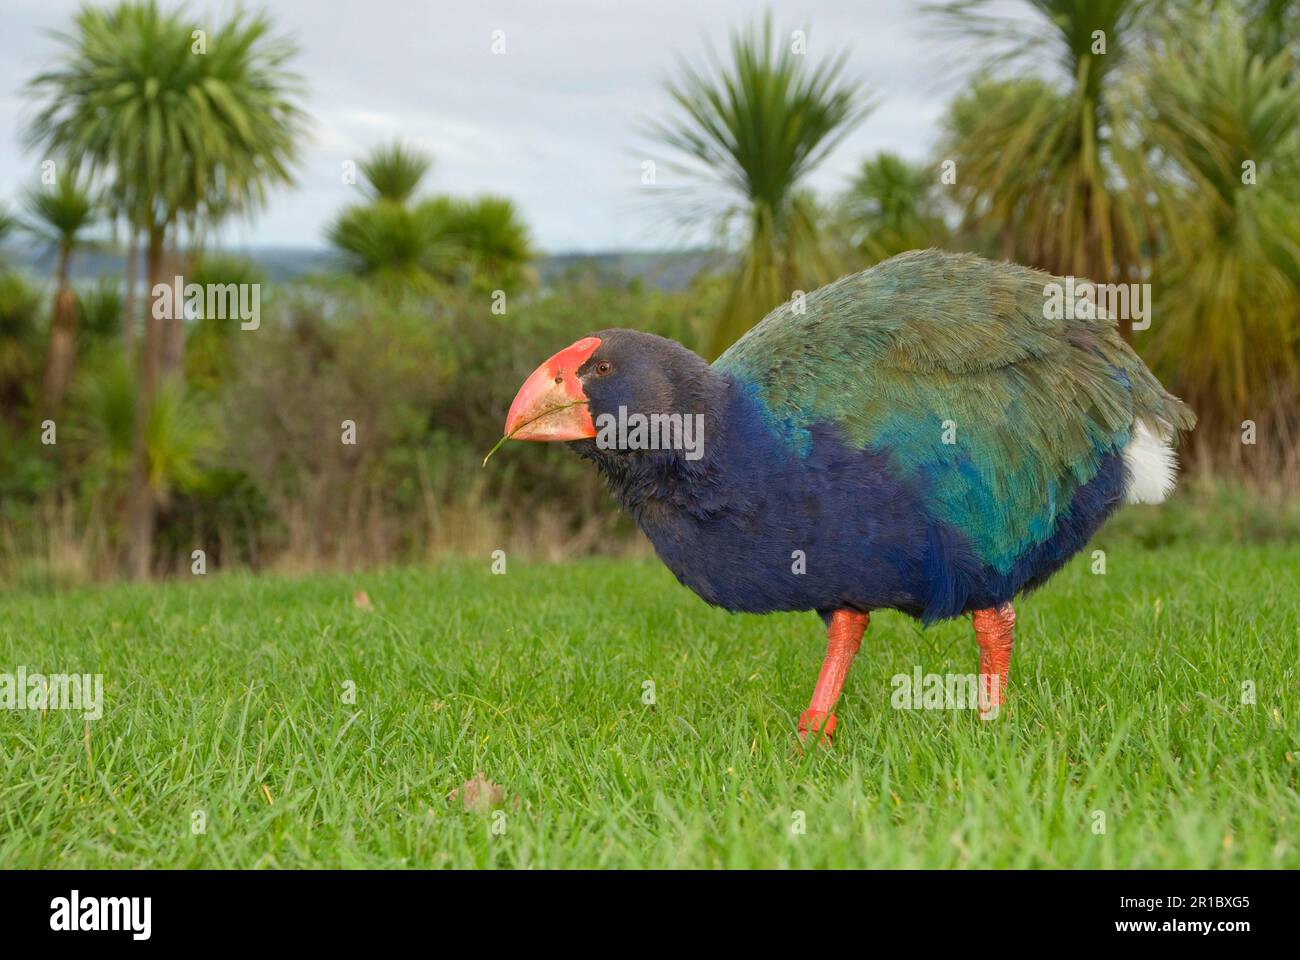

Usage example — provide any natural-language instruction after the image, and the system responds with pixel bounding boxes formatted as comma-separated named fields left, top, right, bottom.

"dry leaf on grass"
left=449, top=772, right=506, bottom=813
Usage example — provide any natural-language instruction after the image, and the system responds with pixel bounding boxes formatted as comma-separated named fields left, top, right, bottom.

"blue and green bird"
left=502, top=250, right=1196, bottom=740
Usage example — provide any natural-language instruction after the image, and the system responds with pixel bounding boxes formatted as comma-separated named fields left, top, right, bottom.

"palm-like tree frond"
left=839, top=152, right=948, bottom=264
left=24, top=0, right=307, bottom=232
left=445, top=195, right=536, bottom=292
left=0, top=205, right=18, bottom=251
left=23, top=169, right=97, bottom=256
left=360, top=142, right=433, bottom=204
left=932, top=0, right=1153, bottom=326
left=328, top=144, right=535, bottom=295
left=650, top=15, right=872, bottom=356
left=327, top=199, right=454, bottom=294
left=1140, top=9, right=1300, bottom=463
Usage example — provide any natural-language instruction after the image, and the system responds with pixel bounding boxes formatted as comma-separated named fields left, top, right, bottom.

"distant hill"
left=2, top=245, right=725, bottom=293
left=538, top=250, right=726, bottom=291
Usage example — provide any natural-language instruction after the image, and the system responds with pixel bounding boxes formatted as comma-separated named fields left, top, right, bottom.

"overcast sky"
left=1, top=0, right=974, bottom=253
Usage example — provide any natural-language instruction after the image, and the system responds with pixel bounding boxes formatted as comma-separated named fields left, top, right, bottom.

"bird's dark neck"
left=571, top=370, right=765, bottom=524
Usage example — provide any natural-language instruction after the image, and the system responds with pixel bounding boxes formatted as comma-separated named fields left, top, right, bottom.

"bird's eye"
left=594, top=361, right=613, bottom=377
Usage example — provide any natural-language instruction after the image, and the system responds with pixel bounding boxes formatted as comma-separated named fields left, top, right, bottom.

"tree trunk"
left=124, top=226, right=166, bottom=580
left=41, top=246, right=78, bottom=413
left=159, top=241, right=185, bottom=380
left=1000, top=226, right=1015, bottom=262
left=123, top=229, right=138, bottom=359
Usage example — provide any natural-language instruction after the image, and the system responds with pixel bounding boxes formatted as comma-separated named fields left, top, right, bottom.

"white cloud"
left=0, top=0, right=968, bottom=253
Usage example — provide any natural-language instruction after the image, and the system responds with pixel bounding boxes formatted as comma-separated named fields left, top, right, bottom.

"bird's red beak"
left=503, top=336, right=601, bottom=441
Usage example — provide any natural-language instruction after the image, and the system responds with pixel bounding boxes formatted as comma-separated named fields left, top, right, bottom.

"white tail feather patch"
left=1123, top=420, right=1178, bottom=504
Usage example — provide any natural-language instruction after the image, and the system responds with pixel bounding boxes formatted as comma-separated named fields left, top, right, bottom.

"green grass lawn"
left=1, top=543, right=1297, bottom=868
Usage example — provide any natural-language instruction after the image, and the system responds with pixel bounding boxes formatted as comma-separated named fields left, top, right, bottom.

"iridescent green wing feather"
left=715, top=250, right=1195, bottom=572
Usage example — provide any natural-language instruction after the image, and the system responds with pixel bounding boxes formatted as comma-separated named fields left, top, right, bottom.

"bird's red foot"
left=973, top=602, right=1015, bottom=720
left=797, top=610, right=869, bottom=747
left=797, top=709, right=837, bottom=744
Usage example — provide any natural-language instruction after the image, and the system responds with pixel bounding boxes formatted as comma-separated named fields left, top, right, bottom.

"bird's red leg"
left=972, top=602, right=1015, bottom=720
left=798, top=609, right=869, bottom=743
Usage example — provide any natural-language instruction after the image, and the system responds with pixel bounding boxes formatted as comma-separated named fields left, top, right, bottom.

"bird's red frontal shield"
left=503, top=337, right=601, bottom=441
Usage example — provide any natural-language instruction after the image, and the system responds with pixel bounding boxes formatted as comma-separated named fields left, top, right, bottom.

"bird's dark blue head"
left=502, top=329, right=725, bottom=469
left=579, top=328, right=721, bottom=426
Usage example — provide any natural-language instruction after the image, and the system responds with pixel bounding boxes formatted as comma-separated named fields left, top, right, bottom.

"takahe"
left=501, top=250, right=1195, bottom=740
